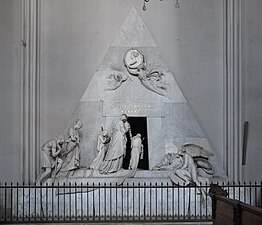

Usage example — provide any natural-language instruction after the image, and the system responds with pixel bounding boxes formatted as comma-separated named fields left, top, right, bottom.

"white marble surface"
left=73, top=3, right=224, bottom=177
left=14, top=175, right=251, bottom=220
left=102, top=102, right=165, bottom=117
left=111, top=7, right=156, bottom=47
left=97, top=47, right=169, bottom=72
left=163, top=103, right=205, bottom=138
left=147, top=117, right=165, bottom=170
left=80, top=70, right=185, bottom=103
left=70, top=101, right=105, bottom=167
left=14, top=185, right=212, bottom=218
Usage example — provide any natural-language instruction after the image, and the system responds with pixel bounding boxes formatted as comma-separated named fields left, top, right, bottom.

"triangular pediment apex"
left=111, top=6, right=156, bottom=47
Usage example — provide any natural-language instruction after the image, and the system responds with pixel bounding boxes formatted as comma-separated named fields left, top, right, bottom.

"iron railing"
left=0, top=182, right=261, bottom=223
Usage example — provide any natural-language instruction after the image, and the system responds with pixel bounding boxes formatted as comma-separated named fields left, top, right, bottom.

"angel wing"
left=181, top=143, right=215, bottom=176
left=181, top=143, right=214, bottom=158
left=110, top=65, right=133, bottom=81
left=194, top=157, right=215, bottom=175
left=105, top=72, right=128, bottom=91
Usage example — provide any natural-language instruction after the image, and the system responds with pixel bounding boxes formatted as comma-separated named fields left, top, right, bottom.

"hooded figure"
left=90, top=130, right=110, bottom=170
left=100, top=114, right=132, bottom=174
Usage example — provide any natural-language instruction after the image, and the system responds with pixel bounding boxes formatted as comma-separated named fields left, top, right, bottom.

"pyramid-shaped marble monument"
left=72, top=7, right=223, bottom=175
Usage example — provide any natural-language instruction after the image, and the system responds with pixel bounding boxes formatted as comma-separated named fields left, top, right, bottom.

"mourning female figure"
left=100, top=114, right=132, bottom=174
left=60, top=119, right=83, bottom=174
left=90, top=130, right=111, bottom=170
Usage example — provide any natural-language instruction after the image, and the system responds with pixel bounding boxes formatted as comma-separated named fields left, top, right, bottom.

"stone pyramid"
left=72, top=7, right=223, bottom=175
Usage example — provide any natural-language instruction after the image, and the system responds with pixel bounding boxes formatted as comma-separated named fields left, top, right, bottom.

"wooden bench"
left=209, top=184, right=262, bottom=225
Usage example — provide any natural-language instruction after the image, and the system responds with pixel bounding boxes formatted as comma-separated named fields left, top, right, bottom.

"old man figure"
left=36, top=135, right=64, bottom=183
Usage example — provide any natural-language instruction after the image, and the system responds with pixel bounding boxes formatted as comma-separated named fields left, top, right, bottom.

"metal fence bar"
left=104, top=183, right=106, bottom=221
left=68, top=183, right=72, bottom=221
left=34, top=182, right=37, bottom=222
left=166, top=182, right=168, bottom=219
left=126, top=183, right=129, bottom=221
left=109, top=182, right=112, bottom=221
left=121, top=185, right=124, bottom=221
left=57, top=182, right=60, bottom=221
left=177, top=182, right=180, bottom=220
left=86, top=183, right=89, bottom=221
left=132, top=182, right=134, bottom=221
left=172, top=183, right=174, bottom=220
left=1, top=182, right=262, bottom=223
left=16, top=183, right=18, bottom=220
left=98, top=182, right=101, bottom=220
left=199, top=183, right=202, bottom=218
left=22, top=183, right=24, bottom=221
left=144, top=182, right=146, bottom=220
left=92, top=182, right=95, bottom=220
left=138, top=183, right=141, bottom=220
left=193, top=183, right=196, bottom=219
left=115, top=183, right=117, bottom=221
left=29, top=183, right=31, bottom=221
left=63, top=183, right=65, bottom=220
left=244, top=181, right=246, bottom=203
left=10, top=183, right=13, bottom=222
left=183, top=182, right=185, bottom=220
left=4, top=183, right=6, bottom=220
left=249, top=182, right=252, bottom=205
left=80, top=183, right=83, bottom=221
left=205, top=182, right=208, bottom=217
left=233, top=181, right=235, bottom=199
left=149, top=182, right=152, bottom=220
left=51, top=183, right=54, bottom=221
left=74, top=183, right=77, bottom=222
left=261, top=182, right=262, bottom=207
left=238, top=181, right=241, bottom=202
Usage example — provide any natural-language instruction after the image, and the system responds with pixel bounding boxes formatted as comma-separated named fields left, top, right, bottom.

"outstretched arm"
left=125, top=122, right=132, bottom=137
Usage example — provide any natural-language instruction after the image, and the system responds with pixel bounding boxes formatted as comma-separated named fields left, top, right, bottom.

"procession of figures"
left=37, top=114, right=214, bottom=184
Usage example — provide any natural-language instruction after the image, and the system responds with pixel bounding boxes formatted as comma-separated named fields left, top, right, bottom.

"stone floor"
left=15, top=222, right=213, bottom=225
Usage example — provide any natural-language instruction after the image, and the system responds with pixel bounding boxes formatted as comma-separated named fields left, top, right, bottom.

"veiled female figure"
left=60, top=119, right=83, bottom=173
left=100, top=114, right=131, bottom=174
left=90, top=130, right=110, bottom=170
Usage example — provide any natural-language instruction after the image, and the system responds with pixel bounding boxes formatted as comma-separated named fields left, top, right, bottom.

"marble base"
left=13, top=172, right=247, bottom=220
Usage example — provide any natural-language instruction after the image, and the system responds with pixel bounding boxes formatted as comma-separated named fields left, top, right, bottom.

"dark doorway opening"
left=123, top=117, right=149, bottom=170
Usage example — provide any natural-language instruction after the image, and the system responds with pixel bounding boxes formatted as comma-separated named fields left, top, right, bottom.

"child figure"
left=128, top=133, right=143, bottom=170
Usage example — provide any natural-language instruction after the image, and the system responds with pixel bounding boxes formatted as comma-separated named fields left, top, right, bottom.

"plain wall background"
left=243, top=0, right=262, bottom=181
left=0, top=0, right=21, bottom=182
left=1, top=0, right=261, bottom=182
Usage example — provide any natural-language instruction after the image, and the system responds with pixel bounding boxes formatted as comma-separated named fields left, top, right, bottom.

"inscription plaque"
left=103, top=102, right=164, bottom=117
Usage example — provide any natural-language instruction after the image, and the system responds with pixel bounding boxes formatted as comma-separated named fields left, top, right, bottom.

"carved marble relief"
left=36, top=7, right=226, bottom=189
left=105, top=48, right=168, bottom=97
